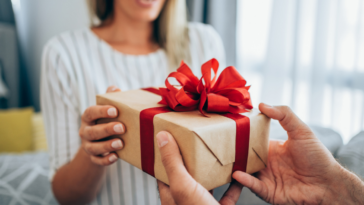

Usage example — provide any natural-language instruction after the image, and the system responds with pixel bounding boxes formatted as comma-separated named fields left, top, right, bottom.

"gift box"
left=96, top=59, right=270, bottom=190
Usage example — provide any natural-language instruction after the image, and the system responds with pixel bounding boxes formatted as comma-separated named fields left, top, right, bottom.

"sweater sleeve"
left=40, top=38, right=81, bottom=181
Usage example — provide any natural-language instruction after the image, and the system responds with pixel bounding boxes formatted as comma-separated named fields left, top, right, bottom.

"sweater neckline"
left=86, top=27, right=164, bottom=58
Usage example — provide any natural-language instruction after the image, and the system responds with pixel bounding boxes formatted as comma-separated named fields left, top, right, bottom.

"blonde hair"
left=87, top=0, right=190, bottom=71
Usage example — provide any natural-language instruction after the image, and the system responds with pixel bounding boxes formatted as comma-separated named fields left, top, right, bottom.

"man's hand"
left=155, top=103, right=364, bottom=205
left=156, top=131, right=244, bottom=205
left=233, top=103, right=364, bottom=205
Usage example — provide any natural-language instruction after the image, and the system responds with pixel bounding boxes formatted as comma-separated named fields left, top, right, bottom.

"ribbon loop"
left=141, top=88, right=252, bottom=178
left=206, top=93, right=230, bottom=113
left=159, top=58, right=253, bottom=116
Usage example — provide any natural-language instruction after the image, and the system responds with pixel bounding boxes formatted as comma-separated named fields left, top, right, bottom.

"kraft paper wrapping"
left=96, top=89, right=270, bottom=190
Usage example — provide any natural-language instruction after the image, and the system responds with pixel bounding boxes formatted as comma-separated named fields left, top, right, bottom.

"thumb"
left=156, top=131, right=217, bottom=205
left=156, top=131, right=191, bottom=182
left=259, top=103, right=313, bottom=139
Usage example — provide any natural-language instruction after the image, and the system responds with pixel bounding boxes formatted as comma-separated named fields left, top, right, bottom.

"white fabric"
left=237, top=0, right=364, bottom=143
left=40, top=22, right=225, bottom=205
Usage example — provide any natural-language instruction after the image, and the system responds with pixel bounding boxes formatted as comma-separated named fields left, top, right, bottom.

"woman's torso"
left=41, top=22, right=225, bottom=205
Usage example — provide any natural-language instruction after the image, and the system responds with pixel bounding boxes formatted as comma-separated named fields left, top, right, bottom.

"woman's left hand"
left=156, top=131, right=243, bottom=205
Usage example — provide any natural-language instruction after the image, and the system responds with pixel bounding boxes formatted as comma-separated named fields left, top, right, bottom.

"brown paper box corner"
left=96, top=89, right=270, bottom=190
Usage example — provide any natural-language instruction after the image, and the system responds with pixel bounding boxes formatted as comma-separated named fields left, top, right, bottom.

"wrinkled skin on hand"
left=233, top=104, right=345, bottom=205
left=156, top=103, right=364, bottom=205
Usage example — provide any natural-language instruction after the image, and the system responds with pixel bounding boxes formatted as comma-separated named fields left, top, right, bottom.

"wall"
left=12, top=0, right=90, bottom=110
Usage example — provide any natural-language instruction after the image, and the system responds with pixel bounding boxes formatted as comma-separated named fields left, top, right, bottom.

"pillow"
left=337, top=131, right=364, bottom=178
left=0, top=107, right=34, bottom=153
left=32, top=112, right=47, bottom=151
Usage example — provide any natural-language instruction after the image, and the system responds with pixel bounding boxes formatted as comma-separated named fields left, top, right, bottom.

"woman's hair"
left=88, top=0, right=190, bottom=70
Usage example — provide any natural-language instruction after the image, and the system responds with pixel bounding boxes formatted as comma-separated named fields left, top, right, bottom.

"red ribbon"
left=140, top=106, right=171, bottom=176
left=140, top=59, right=252, bottom=178
left=222, top=113, right=250, bottom=172
left=159, top=58, right=253, bottom=117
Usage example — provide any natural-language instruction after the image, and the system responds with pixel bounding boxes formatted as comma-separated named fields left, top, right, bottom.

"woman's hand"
left=79, top=86, right=125, bottom=166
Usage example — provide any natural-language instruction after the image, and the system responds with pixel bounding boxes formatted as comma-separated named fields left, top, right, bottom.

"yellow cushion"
left=32, top=113, right=47, bottom=151
left=0, top=107, right=34, bottom=153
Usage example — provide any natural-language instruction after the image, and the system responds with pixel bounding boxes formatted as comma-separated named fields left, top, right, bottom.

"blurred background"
left=0, top=0, right=363, bottom=204
left=238, top=0, right=364, bottom=144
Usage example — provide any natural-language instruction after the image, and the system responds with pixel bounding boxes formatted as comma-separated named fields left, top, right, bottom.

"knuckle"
left=81, top=143, right=88, bottom=153
left=104, top=124, right=113, bottom=136
left=84, top=107, right=94, bottom=121
left=91, top=156, right=110, bottom=166
left=99, top=107, right=106, bottom=118
left=282, top=105, right=292, bottom=113
left=90, top=156, right=99, bottom=165
left=86, top=127, right=95, bottom=140
left=79, top=129, right=84, bottom=139
left=279, top=106, right=293, bottom=123
left=161, top=152, right=174, bottom=168
left=104, top=141, right=113, bottom=152
left=171, top=183, right=194, bottom=203
left=101, top=158, right=111, bottom=166
left=171, top=187, right=185, bottom=199
left=85, top=143, right=95, bottom=155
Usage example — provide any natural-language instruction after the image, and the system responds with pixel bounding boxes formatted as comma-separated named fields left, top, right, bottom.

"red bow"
left=159, top=58, right=253, bottom=116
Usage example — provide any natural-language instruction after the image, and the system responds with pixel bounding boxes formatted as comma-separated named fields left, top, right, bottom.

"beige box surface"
left=97, top=89, right=270, bottom=190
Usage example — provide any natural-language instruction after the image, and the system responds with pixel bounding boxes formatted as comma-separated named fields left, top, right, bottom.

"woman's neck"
left=92, top=9, right=159, bottom=55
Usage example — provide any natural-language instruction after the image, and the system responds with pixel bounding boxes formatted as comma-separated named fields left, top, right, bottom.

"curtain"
left=186, top=0, right=237, bottom=66
left=237, top=0, right=364, bottom=143
left=0, top=0, right=25, bottom=108
left=0, top=0, right=15, bottom=24
left=10, top=0, right=90, bottom=111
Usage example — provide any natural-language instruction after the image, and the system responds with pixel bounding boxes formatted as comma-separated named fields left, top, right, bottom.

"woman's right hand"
left=79, top=86, right=125, bottom=166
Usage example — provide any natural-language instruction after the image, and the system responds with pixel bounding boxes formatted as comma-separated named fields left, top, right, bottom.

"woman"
left=41, top=0, right=225, bottom=204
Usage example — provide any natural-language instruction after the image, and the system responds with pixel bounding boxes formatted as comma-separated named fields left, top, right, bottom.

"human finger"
left=106, top=85, right=122, bottom=93
left=156, top=131, right=193, bottom=184
left=156, top=131, right=218, bottom=205
left=83, top=138, right=123, bottom=156
left=232, top=171, right=268, bottom=201
left=157, top=180, right=177, bottom=205
left=259, top=103, right=312, bottom=138
left=82, top=105, right=118, bottom=124
left=81, top=122, right=125, bottom=141
left=219, top=180, right=243, bottom=205
left=90, top=152, right=118, bottom=166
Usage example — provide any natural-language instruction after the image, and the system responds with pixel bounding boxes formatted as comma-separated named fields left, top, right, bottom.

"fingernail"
left=156, top=131, right=169, bottom=148
left=102, top=152, right=110, bottom=156
left=113, top=124, right=124, bottom=133
left=111, top=140, right=123, bottom=149
left=109, top=154, right=118, bottom=162
left=108, top=108, right=117, bottom=117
